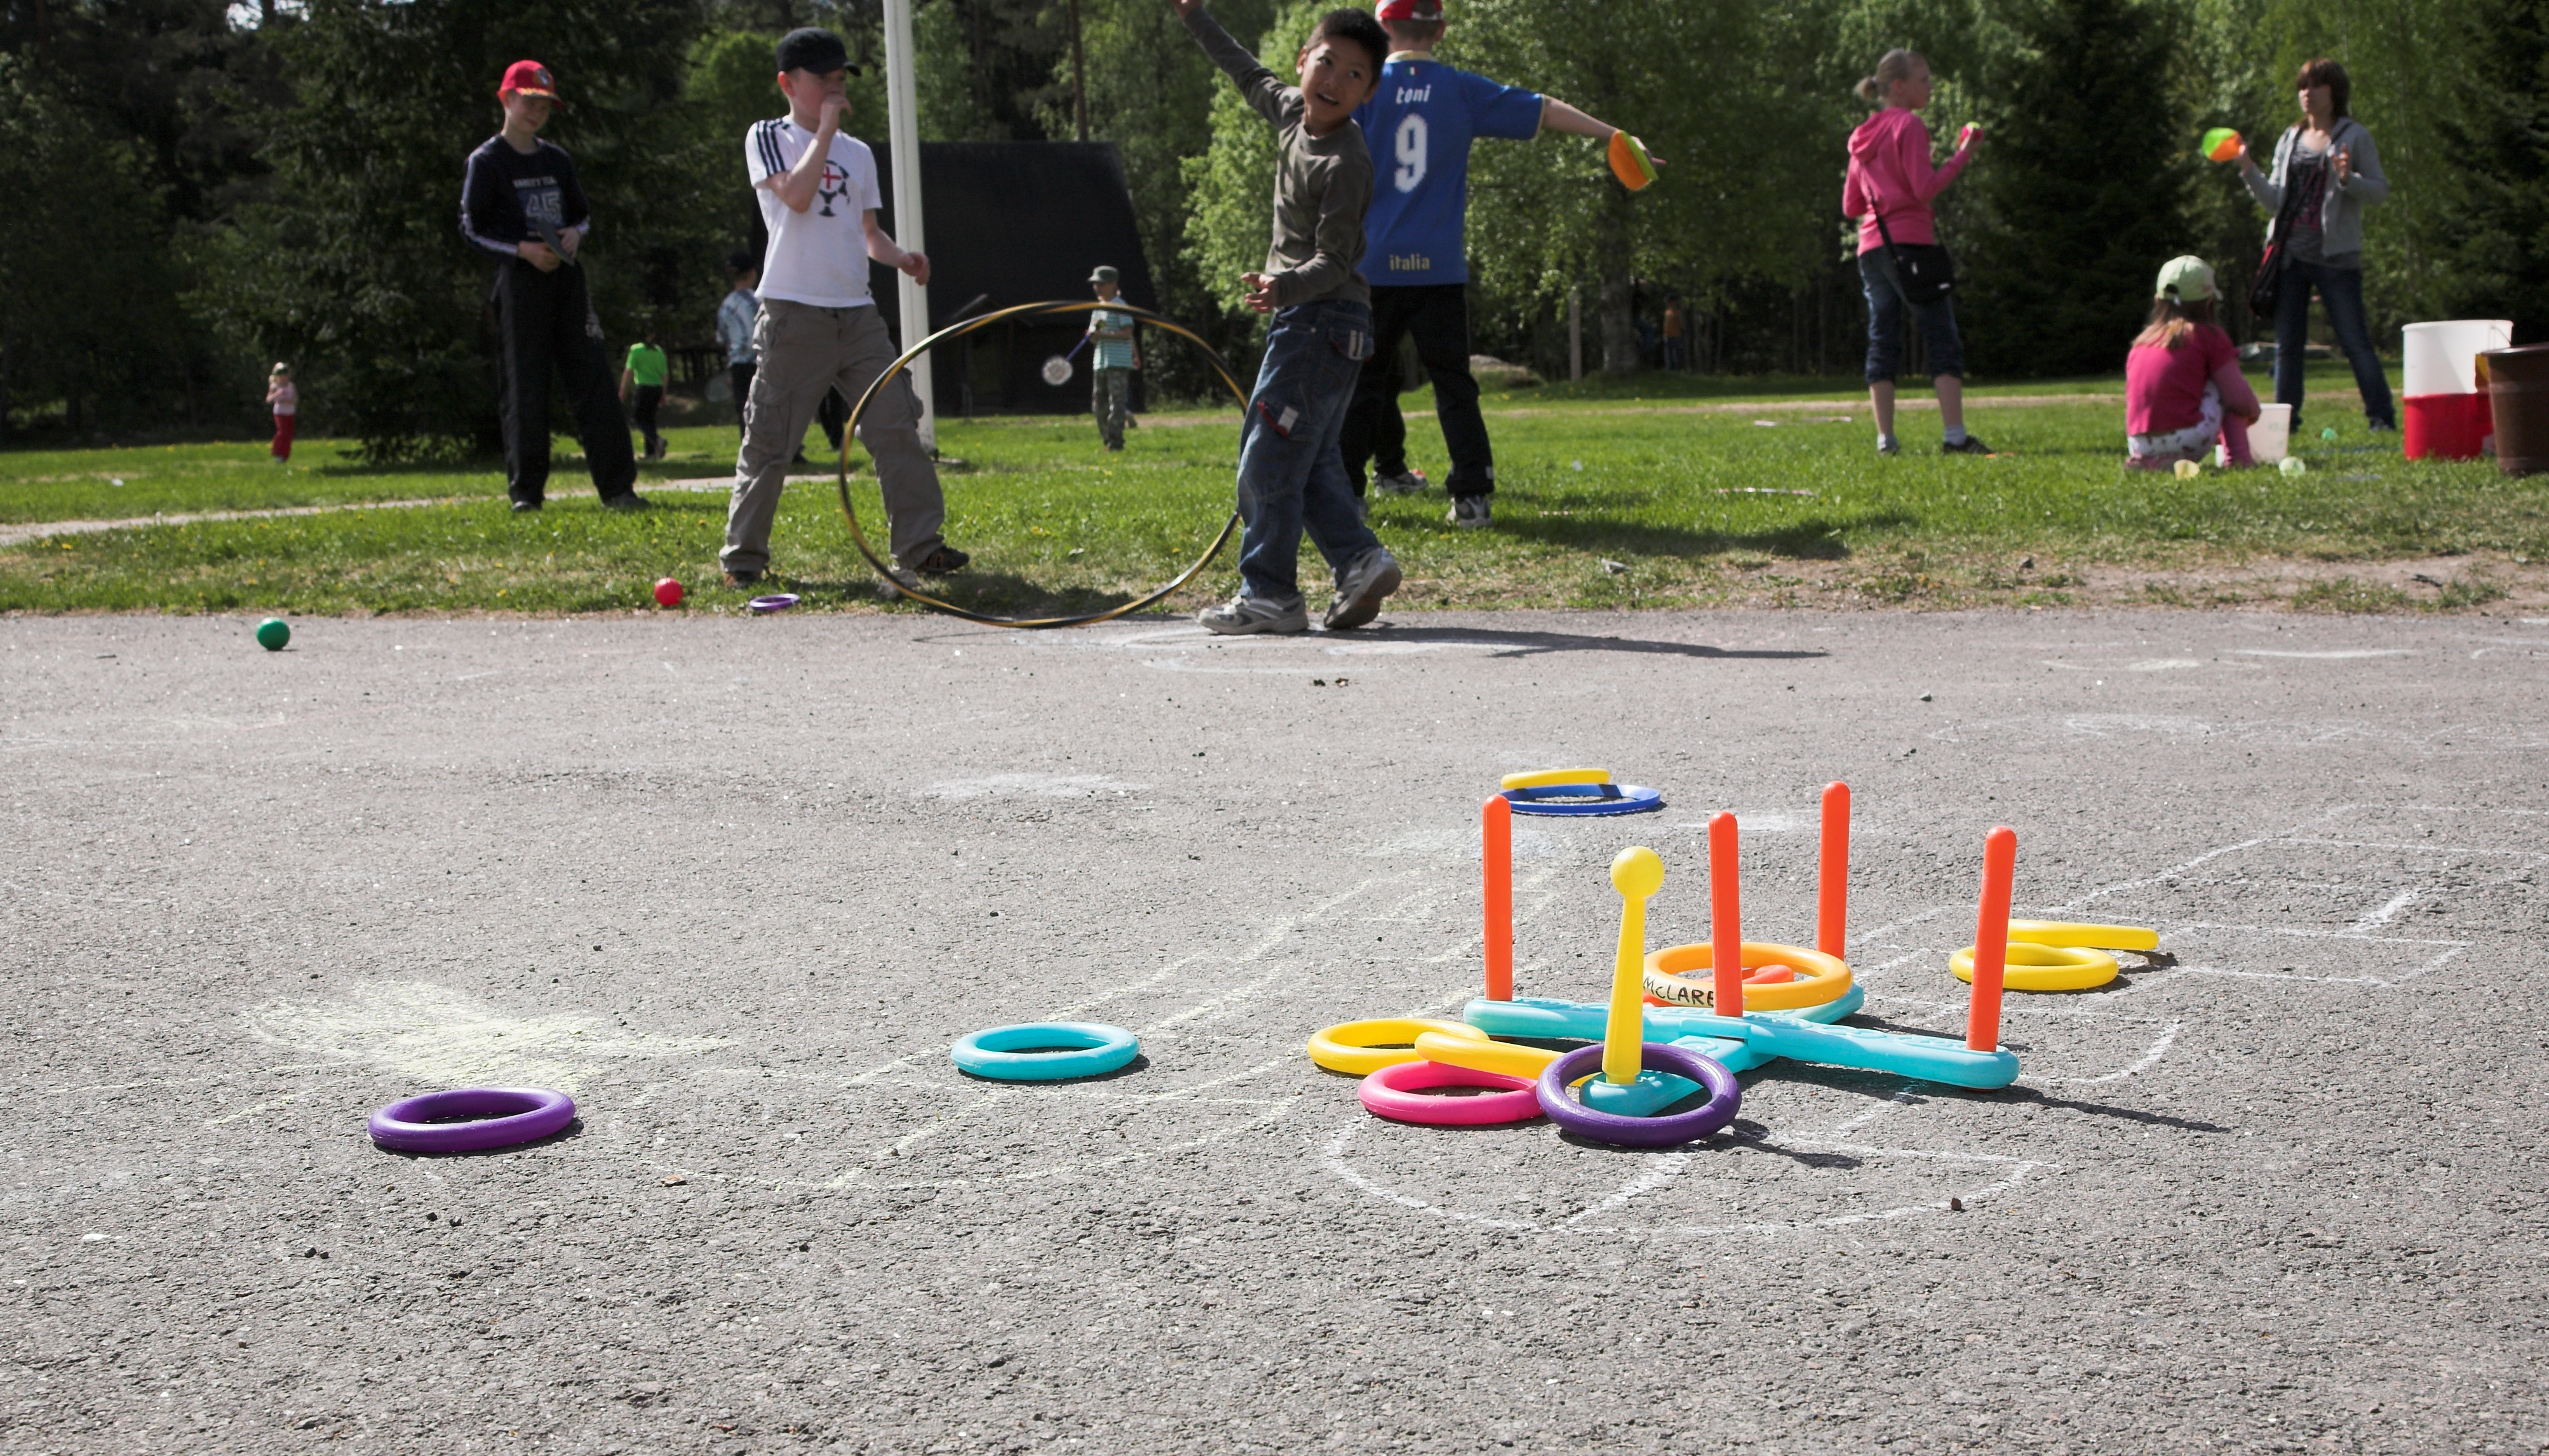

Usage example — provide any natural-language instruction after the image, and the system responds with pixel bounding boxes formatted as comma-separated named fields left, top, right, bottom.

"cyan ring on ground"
left=1499, top=784, right=1665, bottom=817
left=951, top=1022, right=1141, bottom=1082
left=1535, top=1043, right=1742, bottom=1148
left=368, top=1086, right=576, bottom=1154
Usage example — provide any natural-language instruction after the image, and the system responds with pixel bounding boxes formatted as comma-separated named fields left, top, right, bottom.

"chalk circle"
left=1951, top=942, right=2119, bottom=992
left=1643, top=941, right=1853, bottom=1011
left=1499, top=783, right=1664, bottom=817
left=1308, top=1018, right=1486, bottom=1076
left=368, top=1087, right=575, bottom=1154
left=951, top=1022, right=1140, bottom=1082
left=1536, top=1044, right=1741, bottom=1149
left=748, top=594, right=801, bottom=615
left=1357, top=1061, right=1541, bottom=1126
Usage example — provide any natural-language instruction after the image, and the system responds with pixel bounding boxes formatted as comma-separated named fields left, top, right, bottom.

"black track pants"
left=492, top=259, right=638, bottom=504
left=1338, top=283, right=1495, bottom=499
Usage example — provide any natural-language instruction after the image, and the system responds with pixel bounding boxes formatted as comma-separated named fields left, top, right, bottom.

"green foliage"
left=1954, top=0, right=2193, bottom=377
left=0, top=59, right=199, bottom=437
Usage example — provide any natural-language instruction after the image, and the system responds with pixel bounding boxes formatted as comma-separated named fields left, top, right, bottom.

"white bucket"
left=2218, top=403, right=2292, bottom=466
left=2402, top=319, right=2512, bottom=396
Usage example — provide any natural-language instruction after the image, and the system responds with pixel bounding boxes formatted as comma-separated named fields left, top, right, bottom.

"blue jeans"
left=2273, top=260, right=2396, bottom=429
left=1859, top=248, right=1965, bottom=384
left=1235, top=298, right=1383, bottom=602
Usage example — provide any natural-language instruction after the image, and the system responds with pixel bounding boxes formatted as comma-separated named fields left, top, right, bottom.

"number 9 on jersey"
left=1394, top=113, right=1428, bottom=193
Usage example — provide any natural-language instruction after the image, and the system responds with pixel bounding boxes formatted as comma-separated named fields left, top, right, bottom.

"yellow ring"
left=835, top=300, right=1248, bottom=629
left=1307, top=1019, right=1486, bottom=1076
left=2006, top=919, right=2158, bottom=952
left=1951, top=942, right=2120, bottom=991
left=1413, top=1029, right=1558, bottom=1079
left=1642, top=942, right=1854, bottom=1010
left=1499, top=768, right=1610, bottom=790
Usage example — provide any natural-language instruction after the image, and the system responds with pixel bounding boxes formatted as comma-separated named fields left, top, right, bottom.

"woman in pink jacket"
left=1843, top=50, right=1986, bottom=456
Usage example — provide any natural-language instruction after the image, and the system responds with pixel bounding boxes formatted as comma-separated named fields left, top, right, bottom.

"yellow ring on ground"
left=835, top=300, right=1248, bottom=629
left=2006, top=919, right=2159, bottom=952
left=1642, top=942, right=1853, bottom=1010
left=1951, top=942, right=2120, bottom=991
left=1308, top=1019, right=1487, bottom=1076
left=1499, top=768, right=1611, bottom=790
left=1413, top=1030, right=1558, bottom=1079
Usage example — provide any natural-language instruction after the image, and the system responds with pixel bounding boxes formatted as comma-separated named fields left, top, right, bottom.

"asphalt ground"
left=4, top=606, right=2546, bottom=1455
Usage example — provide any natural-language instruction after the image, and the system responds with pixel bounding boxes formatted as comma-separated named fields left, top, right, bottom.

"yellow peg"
left=1603, top=848, right=1665, bottom=1085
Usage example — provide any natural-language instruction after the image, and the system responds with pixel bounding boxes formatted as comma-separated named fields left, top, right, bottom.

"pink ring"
left=1356, top=1060, right=1542, bottom=1126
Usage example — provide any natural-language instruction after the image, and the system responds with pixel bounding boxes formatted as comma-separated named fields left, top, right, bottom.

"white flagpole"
left=880, top=0, right=935, bottom=448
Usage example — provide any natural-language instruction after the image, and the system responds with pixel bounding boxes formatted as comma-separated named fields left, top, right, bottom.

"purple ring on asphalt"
left=1535, top=1043, right=1740, bottom=1148
left=367, top=1087, right=575, bottom=1154
left=748, top=594, right=801, bottom=614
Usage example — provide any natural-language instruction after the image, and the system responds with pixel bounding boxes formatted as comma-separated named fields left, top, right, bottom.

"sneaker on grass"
left=1197, top=594, right=1308, bottom=636
left=602, top=492, right=651, bottom=511
left=1447, top=495, right=1492, bottom=530
left=1324, top=547, right=1401, bottom=631
left=1940, top=435, right=1993, bottom=455
left=1373, top=469, right=1427, bottom=495
left=915, top=545, right=970, bottom=576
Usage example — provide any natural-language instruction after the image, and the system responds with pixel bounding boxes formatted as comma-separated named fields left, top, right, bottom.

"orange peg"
left=1967, top=825, right=2017, bottom=1052
left=1483, top=795, right=1514, bottom=1000
left=1709, top=811, right=1743, bottom=1019
left=1817, top=782, right=1850, bottom=958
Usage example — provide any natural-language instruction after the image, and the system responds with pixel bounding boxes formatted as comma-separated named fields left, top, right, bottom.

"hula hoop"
left=1535, top=1043, right=1741, bottom=1148
left=1500, top=784, right=1665, bottom=817
left=837, top=300, right=1248, bottom=628
left=2006, top=919, right=2160, bottom=952
left=1357, top=1060, right=1541, bottom=1126
left=951, top=1022, right=1140, bottom=1081
left=1308, top=1018, right=1485, bottom=1076
left=1951, top=942, right=2119, bottom=992
left=368, top=1087, right=574, bottom=1154
left=1643, top=941, right=1854, bottom=1011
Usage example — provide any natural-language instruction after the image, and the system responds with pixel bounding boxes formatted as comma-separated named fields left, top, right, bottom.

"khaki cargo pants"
left=723, top=299, right=944, bottom=575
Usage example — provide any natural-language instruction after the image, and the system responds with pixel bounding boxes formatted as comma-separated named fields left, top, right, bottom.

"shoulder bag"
left=2247, top=128, right=2314, bottom=321
left=1871, top=194, right=1955, bottom=307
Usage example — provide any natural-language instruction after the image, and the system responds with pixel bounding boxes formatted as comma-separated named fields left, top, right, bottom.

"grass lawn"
left=3, top=361, right=2541, bottom=617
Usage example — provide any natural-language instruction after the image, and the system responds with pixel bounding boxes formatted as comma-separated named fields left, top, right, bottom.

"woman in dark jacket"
left=2238, top=58, right=2395, bottom=432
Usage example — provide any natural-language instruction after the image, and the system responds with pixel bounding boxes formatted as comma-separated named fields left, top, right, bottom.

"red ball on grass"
left=653, top=577, right=684, bottom=608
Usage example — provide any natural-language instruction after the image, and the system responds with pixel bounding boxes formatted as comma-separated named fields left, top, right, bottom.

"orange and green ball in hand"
left=2202, top=127, right=2242, bottom=163
left=1607, top=131, right=1657, bottom=191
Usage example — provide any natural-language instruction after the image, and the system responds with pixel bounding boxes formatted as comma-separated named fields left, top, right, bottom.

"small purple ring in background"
left=1535, top=1043, right=1740, bottom=1148
left=368, top=1087, right=575, bottom=1154
left=748, top=594, right=801, bottom=614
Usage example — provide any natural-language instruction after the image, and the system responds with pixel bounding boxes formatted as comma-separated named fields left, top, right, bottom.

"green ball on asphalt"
left=255, top=618, right=291, bottom=651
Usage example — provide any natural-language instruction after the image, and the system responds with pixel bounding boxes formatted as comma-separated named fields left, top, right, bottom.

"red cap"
left=498, top=60, right=565, bottom=107
left=1376, top=0, right=1444, bottom=19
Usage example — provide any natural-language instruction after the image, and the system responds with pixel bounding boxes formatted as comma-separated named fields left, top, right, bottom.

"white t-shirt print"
left=746, top=117, right=885, bottom=309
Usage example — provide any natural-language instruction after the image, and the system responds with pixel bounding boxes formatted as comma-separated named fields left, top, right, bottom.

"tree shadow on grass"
left=1493, top=512, right=1913, bottom=562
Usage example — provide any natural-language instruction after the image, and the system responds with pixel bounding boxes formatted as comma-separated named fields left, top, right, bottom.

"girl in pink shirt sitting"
left=2125, top=257, right=2258, bottom=469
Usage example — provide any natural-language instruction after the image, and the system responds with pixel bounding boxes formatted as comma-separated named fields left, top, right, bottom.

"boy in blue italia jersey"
left=1342, top=0, right=1658, bottom=528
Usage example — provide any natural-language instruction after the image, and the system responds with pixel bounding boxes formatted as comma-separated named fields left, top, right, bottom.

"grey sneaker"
left=1374, top=469, right=1427, bottom=495
left=1447, top=494, right=1492, bottom=530
left=1197, top=593, right=1308, bottom=635
left=1876, top=436, right=1901, bottom=457
left=1324, top=547, right=1402, bottom=631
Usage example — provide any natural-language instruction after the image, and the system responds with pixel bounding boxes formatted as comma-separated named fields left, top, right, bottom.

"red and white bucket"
left=2402, top=319, right=2511, bottom=460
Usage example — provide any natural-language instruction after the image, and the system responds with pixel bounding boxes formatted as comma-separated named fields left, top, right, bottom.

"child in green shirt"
left=620, top=330, right=670, bottom=460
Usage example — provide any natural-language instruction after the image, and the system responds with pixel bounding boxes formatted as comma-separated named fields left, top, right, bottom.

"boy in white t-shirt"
left=721, top=27, right=966, bottom=587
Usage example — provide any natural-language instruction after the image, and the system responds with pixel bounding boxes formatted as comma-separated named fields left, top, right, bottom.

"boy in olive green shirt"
left=620, top=331, right=669, bottom=460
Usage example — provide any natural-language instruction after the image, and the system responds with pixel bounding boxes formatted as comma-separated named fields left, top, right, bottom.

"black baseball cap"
left=776, top=29, right=858, bottom=76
